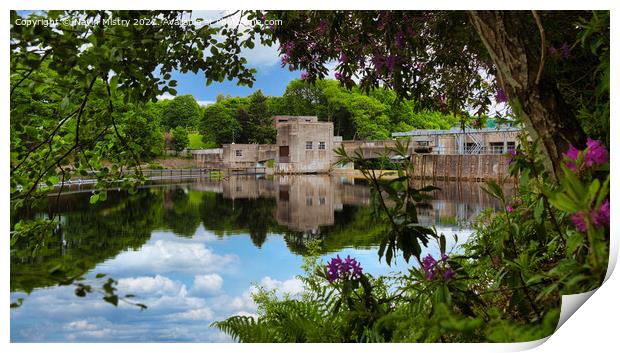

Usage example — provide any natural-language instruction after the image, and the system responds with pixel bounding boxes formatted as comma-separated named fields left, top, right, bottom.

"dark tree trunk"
left=467, top=10, right=586, bottom=181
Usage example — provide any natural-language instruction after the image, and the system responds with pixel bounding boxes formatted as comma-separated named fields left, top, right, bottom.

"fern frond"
left=210, top=315, right=274, bottom=343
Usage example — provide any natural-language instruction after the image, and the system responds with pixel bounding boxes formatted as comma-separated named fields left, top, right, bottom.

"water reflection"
left=11, top=175, right=511, bottom=342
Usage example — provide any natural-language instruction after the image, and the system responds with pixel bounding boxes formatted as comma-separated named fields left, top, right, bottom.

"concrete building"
left=275, top=116, right=335, bottom=173
left=392, top=127, right=521, bottom=155
left=191, top=116, right=521, bottom=177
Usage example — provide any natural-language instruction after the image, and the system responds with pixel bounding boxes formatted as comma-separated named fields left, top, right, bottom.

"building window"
left=235, top=150, right=242, bottom=157
left=507, top=142, right=516, bottom=153
left=318, top=141, right=326, bottom=150
left=306, top=141, right=313, bottom=150
left=319, top=196, right=326, bottom=205
left=306, top=196, right=313, bottom=206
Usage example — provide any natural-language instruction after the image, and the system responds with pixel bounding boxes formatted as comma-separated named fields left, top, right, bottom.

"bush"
left=213, top=137, right=609, bottom=343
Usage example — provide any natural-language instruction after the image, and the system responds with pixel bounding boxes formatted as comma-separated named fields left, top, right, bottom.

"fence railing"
left=39, top=167, right=267, bottom=189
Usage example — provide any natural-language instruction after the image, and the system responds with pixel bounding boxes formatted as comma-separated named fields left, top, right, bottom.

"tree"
left=247, top=90, right=276, bottom=144
left=171, top=126, right=189, bottom=153
left=200, top=103, right=241, bottom=145
left=258, top=10, right=609, bottom=180
left=161, top=94, right=201, bottom=130
left=10, top=10, right=260, bottom=209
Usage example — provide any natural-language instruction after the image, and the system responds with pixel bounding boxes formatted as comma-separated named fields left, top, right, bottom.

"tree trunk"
left=467, top=11, right=586, bottom=181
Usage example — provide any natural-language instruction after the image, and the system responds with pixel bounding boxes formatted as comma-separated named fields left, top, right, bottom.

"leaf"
left=95, top=273, right=106, bottom=279
left=439, top=234, right=446, bottom=255
left=109, top=75, right=119, bottom=97
left=103, top=295, right=119, bottom=306
left=89, top=193, right=100, bottom=204
left=481, top=180, right=505, bottom=203
left=534, top=198, right=545, bottom=224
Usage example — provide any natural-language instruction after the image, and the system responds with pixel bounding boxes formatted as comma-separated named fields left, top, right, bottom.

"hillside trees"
left=162, top=94, right=201, bottom=130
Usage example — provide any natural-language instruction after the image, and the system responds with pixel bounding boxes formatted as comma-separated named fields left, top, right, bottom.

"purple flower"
left=506, top=204, right=514, bottom=213
left=335, top=72, right=343, bottom=81
left=280, top=54, right=289, bottom=66
left=443, top=268, right=456, bottom=280
left=585, top=138, right=609, bottom=167
left=561, top=42, right=571, bottom=59
left=327, top=255, right=343, bottom=282
left=563, top=144, right=580, bottom=172
left=565, top=144, right=580, bottom=161
left=421, top=254, right=437, bottom=280
left=507, top=149, right=519, bottom=164
left=385, top=55, right=397, bottom=71
left=548, top=45, right=558, bottom=56
left=338, top=52, right=348, bottom=63
left=495, top=89, right=508, bottom=103
left=300, top=72, right=309, bottom=81
left=395, top=31, right=405, bottom=48
left=326, top=255, right=362, bottom=283
left=570, top=211, right=588, bottom=232
left=422, top=254, right=455, bottom=281
left=318, top=19, right=327, bottom=34
left=593, top=199, right=610, bottom=228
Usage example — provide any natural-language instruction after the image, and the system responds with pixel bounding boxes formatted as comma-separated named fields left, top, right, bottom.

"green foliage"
left=162, top=94, right=201, bottom=130
left=563, top=11, right=610, bottom=145
left=274, top=79, right=458, bottom=140
left=188, top=133, right=212, bottom=149
left=171, top=126, right=189, bottom=153
left=10, top=8, right=262, bottom=217
left=335, top=140, right=439, bottom=265
left=200, top=102, right=242, bottom=145
left=215, top=134, right=608, bottom=343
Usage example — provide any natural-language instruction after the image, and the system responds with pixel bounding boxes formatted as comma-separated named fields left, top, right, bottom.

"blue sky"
left=163, top=63, right=307, bottom=106
left=155, top=10, right=332, bottom=105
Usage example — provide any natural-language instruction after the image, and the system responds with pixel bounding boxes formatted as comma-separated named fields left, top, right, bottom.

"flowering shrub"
left=421, top=253, right=455, bottom=281
left=326, top=255, right=363, bottom=282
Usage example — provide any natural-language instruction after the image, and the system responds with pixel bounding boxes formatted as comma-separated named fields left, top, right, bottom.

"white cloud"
left=191, top=10, right=280, bottom=69
left=212, top=290, right=256, bottom=313
left=259, top=276, right=304, bottom=297
left=233, top=310, right=259, bottom=319
left=192, top=274, right=223, bottom=295
left=170, top=307, right=214, bottom=321
left=196, top=100, right=215, bottom=107
left=156, top=92, right=175, bottom=100
left=106, top=239, right=238, bottom=275
left=64, top=320, right=98, bottom=331
left=117, top=275, right=185, bottom=297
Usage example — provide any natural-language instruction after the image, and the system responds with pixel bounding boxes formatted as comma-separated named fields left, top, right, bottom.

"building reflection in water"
left=192, top=175, right=512, bottom=233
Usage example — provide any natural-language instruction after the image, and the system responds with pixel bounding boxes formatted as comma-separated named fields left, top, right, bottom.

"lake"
left=10, top=175, right=507, bottom=342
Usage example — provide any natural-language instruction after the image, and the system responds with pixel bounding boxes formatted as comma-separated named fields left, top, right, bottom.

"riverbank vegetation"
left=212, top=10, right=610, bottom=342
left=10, top=10, right=610, bottom=343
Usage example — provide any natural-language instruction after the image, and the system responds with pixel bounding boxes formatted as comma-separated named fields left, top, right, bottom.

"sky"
left=155, top=10, right=337, bottom=106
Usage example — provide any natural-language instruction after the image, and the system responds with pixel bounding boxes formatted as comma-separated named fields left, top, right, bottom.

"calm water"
left=10, top=175, right=507, bottom=342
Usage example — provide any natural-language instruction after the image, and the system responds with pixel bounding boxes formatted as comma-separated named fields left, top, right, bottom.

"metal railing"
left=37, top=167, right=265, bottom=190
left=419, top=146, right=516, bottom=155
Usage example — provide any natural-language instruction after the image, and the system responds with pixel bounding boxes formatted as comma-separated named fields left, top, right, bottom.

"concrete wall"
left=193, top=148, right=223, bottom=169
left=222, top=144, right=260, bottom=169
left=410, top=154, right=512, bottom=181
left=276, top=121, right=334, bottom=173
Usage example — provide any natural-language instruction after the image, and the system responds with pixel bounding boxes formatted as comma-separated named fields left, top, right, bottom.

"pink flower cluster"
left=570, top=199, right=610, bottom=232
left=564, top=138, right=609, bottom=172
